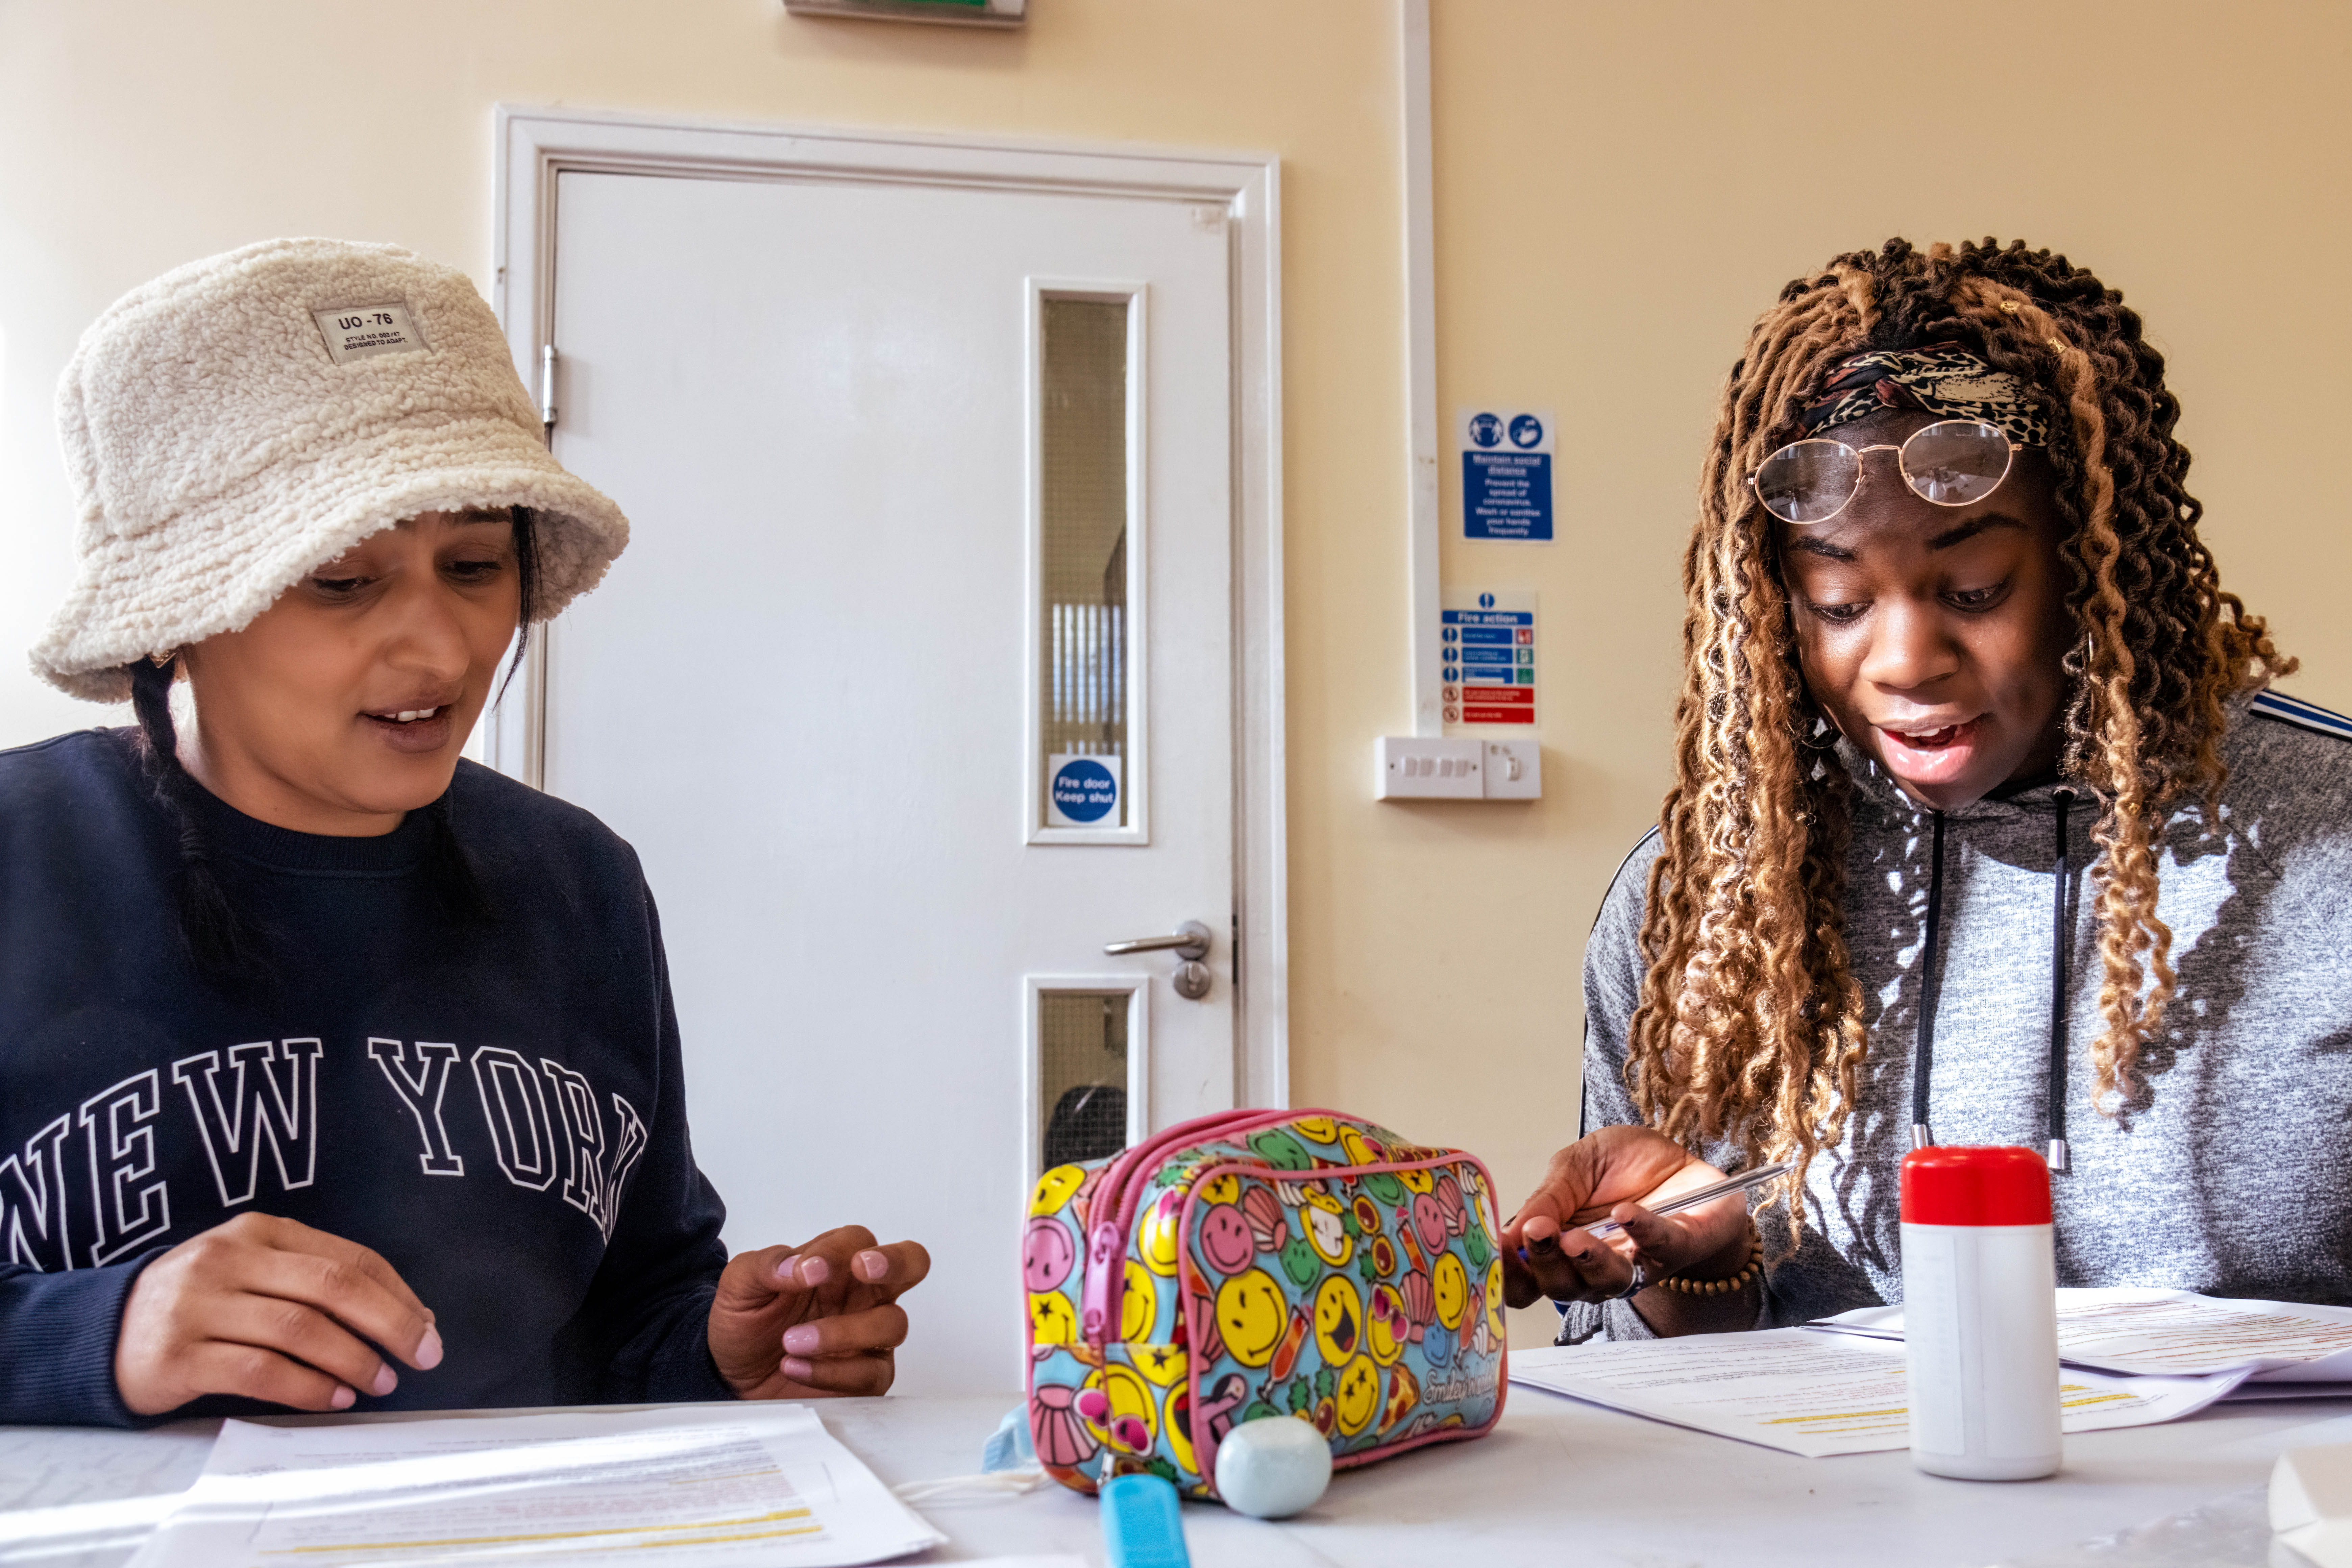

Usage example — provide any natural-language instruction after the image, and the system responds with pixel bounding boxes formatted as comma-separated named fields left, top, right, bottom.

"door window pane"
left=1038, top=990, right=1129, bottom=1169
left=1039, top=297, right=1130, bottom=830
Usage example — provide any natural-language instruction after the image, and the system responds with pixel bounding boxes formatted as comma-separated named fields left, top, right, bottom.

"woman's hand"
left=708, top=1226, right=931, bottom=1399
left=114, top=1213, right=442, bottom=1416
left=1499, top=1126, right=1752, bottom=1317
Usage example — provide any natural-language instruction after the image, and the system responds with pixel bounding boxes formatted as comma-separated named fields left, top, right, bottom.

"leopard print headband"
left=1797, top=341, right=2050, bottom=448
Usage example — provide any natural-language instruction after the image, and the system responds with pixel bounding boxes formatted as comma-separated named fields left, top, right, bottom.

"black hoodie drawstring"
left=2048, top=787, right=2080, bottom=1173
left=1910, top=791, right=2082, bottom=1172
left=1910, top=812, right=1946, bottom=1150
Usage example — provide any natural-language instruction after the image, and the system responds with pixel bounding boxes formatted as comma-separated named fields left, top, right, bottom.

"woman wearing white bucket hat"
left=0, top=240, right=927, bottom=1424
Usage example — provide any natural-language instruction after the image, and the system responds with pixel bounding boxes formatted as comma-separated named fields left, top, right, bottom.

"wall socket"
left=1375, top=736, right=1542, bottom=800
left=1480, top=739, right=1542, bottom=800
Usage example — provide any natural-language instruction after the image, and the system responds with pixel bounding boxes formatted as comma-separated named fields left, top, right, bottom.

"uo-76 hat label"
left=314, top=302, right=427, bottom=364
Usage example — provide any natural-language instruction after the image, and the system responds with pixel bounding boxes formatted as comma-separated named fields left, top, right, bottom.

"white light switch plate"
left=1375, top=736, right=1484, bottom=799
left=1374, top=737, right=1543, bottom=801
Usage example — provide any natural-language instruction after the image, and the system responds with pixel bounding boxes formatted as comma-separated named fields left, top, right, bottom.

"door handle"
left=1105, top=921, right=1214, bottom=1000
left=1104, top=921, right=1212, bottom=961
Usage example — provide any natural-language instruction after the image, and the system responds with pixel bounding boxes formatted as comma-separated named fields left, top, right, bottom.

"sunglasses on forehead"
left=1749, top=419, right=2016, bottom=525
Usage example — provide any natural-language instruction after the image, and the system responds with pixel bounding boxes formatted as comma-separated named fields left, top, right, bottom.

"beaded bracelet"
left=1655, top=1217, right=1763, bottom=1297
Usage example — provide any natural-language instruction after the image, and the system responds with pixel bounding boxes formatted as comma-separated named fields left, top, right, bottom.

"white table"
left=3, top=1388, right=2341, bottom=1567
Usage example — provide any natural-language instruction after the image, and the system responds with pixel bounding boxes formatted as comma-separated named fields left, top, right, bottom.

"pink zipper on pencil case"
left=1079, top=1107, right=1352, bottom=1345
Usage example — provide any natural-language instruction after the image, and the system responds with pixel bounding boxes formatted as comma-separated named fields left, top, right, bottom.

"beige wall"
left=1400, top=0, right=2349, bottom=1324
left=1387, top=0, right=2347, bottom=1341
left=2, top=2, right=2344, bottom=1352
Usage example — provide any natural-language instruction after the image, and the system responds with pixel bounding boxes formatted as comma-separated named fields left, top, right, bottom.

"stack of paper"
left=1509, top=1328, right=2243, bottom=1458
left=1809, top=1287, right=2352, bottom=1398
left=124, top=1404, right=947, bottom=1568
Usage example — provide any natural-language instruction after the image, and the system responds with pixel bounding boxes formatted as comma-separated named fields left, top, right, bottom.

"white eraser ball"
left=1214, top=1415, right=1333, bottom=1519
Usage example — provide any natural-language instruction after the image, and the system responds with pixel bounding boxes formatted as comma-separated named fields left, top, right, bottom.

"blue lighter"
left=1101, top=1473, right=1192, bottom=1568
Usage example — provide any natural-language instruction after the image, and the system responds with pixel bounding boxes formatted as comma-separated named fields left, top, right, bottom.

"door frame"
left=486, top=104, right=1289, bottom=1109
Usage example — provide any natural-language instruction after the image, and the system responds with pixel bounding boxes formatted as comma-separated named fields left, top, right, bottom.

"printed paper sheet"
left=125, top=1404, right=944, bottom=1568
left=1509, top=1328, right=2244, bottom=1457
left=1811, top=1287, right=2352, bottom=1380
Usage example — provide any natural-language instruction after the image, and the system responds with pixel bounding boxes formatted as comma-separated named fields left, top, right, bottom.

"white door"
left=507, top=140, right=1254, bottom=1392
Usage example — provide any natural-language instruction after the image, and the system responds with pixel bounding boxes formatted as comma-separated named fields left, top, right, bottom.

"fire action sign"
left=1440, top=588, right=1536, bottom=729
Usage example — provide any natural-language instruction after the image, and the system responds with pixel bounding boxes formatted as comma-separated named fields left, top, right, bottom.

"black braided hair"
left=128, top=654, right=273, bottom=981
left=495, top=505, right=541, bottom=707
left=124, top=507, right=540, bottom=980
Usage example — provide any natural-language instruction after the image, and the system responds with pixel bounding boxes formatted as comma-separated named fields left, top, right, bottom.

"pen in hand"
left=1517, top=1162, right=1792, bottom=1260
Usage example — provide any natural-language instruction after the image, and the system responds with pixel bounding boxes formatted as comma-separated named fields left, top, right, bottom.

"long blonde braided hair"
left=1628, top=239, right=2294, bottom=1220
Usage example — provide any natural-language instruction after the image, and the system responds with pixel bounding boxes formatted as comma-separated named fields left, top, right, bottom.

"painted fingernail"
left=1530, top=1231, right=1560, bottom=1253
left=782, top=1325, right=820, bottom=1355
left=855, top=1250, right=887, bottom=1281
left=797, top=1255, right=831, bottom=1288
left=371, top=1364, right=398, bottom=1396
left=774, top=1253, right=802, bottom=1284
left=782, top=1356, right=814, bottom=1382
left=416, top=1327, right=444, bottom=1370
left=330, top=1385, right=356, bottom=1410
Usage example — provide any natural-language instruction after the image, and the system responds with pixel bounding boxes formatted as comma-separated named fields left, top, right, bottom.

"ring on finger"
left=1610, top=1262, right=1651, bottom=1301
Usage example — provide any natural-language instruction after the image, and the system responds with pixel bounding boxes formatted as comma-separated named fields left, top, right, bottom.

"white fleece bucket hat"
left=32, top=238, right=629, bottom=702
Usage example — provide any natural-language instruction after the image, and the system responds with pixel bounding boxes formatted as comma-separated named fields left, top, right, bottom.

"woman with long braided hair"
left=1499, top=238, right=2351, bottom=1340
left=0, top=242, right=927, bottom=1424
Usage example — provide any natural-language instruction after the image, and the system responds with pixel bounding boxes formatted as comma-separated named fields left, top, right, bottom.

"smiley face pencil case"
left=1023, top=1108, right=1509, bottom=1500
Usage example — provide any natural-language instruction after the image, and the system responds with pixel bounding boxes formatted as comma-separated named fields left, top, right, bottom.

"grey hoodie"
left=1565, top=690, right=2352, bottom=1343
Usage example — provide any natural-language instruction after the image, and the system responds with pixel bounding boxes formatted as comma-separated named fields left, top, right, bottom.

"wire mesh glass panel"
left=1038, top=297, right=1130, bottom=830
left=1038, top=990, right=1130, bottom=1170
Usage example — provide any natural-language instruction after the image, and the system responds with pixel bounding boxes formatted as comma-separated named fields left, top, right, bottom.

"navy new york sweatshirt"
left=0, top=729, right=734, bottom=1424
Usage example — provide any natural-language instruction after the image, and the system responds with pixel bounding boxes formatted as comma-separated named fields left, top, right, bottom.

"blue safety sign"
left=1459, top=407, right=1555, bottom=542
left=1047, top=754, right=1121, bottom=827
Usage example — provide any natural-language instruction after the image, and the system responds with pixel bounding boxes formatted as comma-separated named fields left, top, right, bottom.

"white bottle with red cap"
left=1900, top=1145, right=2061, bottom=1480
